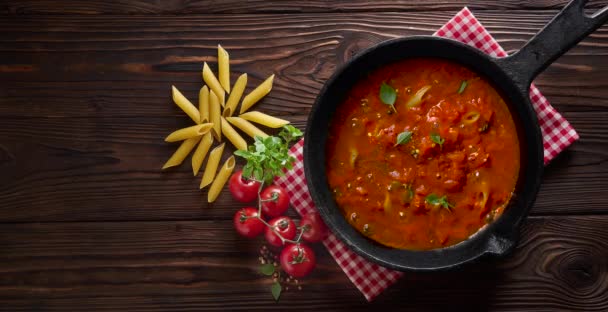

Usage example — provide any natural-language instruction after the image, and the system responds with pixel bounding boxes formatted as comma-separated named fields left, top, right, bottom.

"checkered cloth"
left=275, top=7, right=579, bottom=301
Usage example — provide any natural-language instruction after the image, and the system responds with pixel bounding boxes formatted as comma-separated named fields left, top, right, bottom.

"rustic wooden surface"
left=0, top=1, right=607, bottom=311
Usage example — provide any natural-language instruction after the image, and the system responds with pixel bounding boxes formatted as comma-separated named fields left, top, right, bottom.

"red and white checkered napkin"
left=275, top=7, right=579, bottom=301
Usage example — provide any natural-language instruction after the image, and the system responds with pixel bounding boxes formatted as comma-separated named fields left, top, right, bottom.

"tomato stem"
left=252, top=179, right=302, bottom=245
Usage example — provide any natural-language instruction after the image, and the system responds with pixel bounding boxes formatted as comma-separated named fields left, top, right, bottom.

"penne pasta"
left=239, top=111, right=290, bottom=128
left=162, top=136, right=201, bottom=169
left=240, top=74, right=274, bottom=114
left=199, top=85, right=210, bottom=124
left=383, top=192, right=392, bottom=212
left=207, top=156, right=236, bottom=203
left=209, top=90, right=222, bottom=142
left=223, top=73, right=247, bottom=117
left=405, top=85, right=431, bottom=108
left=221, top=117, right=248, bottom=151
left=226, top=116, right=268, bottom=139
left=218, top=44, right=231, bottom=93
left=462, top=111, right=480, bottom=125
left=165, top=123, right=213, bottom=142
left=191, top=132, right=214, bottom=176
left=200, top=143, right=225, bottom=189
left=202, top=62, right=225, bottom=105
left=172, top=86, right=200, bottom=124
left=349, top=147, right=358, bottom=168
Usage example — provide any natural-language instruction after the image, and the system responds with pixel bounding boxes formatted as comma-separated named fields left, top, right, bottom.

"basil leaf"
left=425, top=194, right=441, bottom=206
left=430, top=133, right=445, bottom=146
left=259, top=263, right=275, bottom=276
left=379, top=82, right=397, bottom=112
left=271, top=282, right=282, bottom=301
left=458, top=80, right=468, bottom=94
left=242, top=165, right=254, bottom=179
left=395, top=131, right=412, bottom=145
left=425, top=194, right=453, bottom=212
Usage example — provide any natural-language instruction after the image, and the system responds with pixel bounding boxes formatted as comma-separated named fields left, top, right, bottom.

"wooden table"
left=1, top=1, right=607, bottom=310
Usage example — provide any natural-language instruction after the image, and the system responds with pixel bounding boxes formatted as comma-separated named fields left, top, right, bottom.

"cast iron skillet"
left=304, top=0, right=608, bottom=271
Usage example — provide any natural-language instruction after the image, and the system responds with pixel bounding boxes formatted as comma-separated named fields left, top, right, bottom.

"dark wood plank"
left=1, top=11, right=607, bottom=121
left=0, top=216, right=606, bottom=311
left=2, top=0, right=608, bottom=14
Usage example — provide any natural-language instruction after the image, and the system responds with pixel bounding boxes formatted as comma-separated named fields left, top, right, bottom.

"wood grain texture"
left=1, top=11, right=607, bottom=120
left=2, top=0, right=608, bottom=14
left=0, top=216, right=606, bottom=311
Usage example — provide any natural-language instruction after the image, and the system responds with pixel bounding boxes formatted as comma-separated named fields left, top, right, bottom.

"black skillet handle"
left=497, top=0, right=608, bottom=92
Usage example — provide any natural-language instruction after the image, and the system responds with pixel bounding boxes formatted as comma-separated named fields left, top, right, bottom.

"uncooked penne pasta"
left=239, top=111, right=290, bottom=128
left=162, top=136, right=201, bottom=170
left=221, top=117, right=247, bottom=151
left=202, top=62, right=225, bottom=105
left=165, top=123, right=213, bottom=142
left=223, top=73, right=247, bottom=117
left=218, top=44, right=230, bottom=93
left=199, top=85, right=210, bottom=124
left=240, top=74, right=274, bottom=114
left=191, top=132, right=214, bottom=176
left=226, top=116, right=268, bottom=139
left=209, top=90, right=222, bottom=142
left=172, top=86, right=200, bottom=124
left=200, top=143, right=225, bottom=189
left=207, top=156, right=235, bottom=203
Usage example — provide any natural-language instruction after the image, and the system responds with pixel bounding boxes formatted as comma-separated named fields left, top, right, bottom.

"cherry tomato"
left=233, top=207, right=265, bottom=238
left=280, top=243, right=316, bottom=278
left=300, top=212, right=329, bottom=243
left=229, top=170, right=261, bottom=203
left=261, top=185, right=290, bottom=218
left=265, top=216, right=296, bottom=247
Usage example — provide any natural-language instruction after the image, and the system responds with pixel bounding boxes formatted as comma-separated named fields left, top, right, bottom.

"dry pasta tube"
left=240, top=74, right=274, bottom=114
left=162, top=136, right=201, bottom=169
left=224, top=73, right=247, bottom=117
left=200, top=143, right=225, bottom=189
left=191, top=132, right=214, bottom=176
left=207, top=156, right=235, bottom=203
left=221, top=117, right=247, bottom=151
left=209, top=90, right=222, bottom=142
left=218, top=44, right=230, bottom=93
left=172, top=86, right=200, bottom=124
left=238, top=111, right=289, bottom=128
left=226, top=116, right=268, bottom=139
left=199, top=85, right=210, bottom=124
left=202, top=62, right=225, bottom=105
left=165, top=123, right=213, bottom=142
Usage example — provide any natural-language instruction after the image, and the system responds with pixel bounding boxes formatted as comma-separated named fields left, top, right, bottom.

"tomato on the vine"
left=280, top=243, right=316, bottom=278
left=300, top=212, right=329, bottom=243
left=265, top=216, right=296, bottom=247
left=229, top=170, right=261, bottom=203
left=260, top=185, right=290, bottom=218
left=233, top=207, right=265, bottom=238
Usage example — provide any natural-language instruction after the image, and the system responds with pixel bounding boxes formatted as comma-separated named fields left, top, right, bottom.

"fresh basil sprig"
left=234, top=125, right=303, bottom=184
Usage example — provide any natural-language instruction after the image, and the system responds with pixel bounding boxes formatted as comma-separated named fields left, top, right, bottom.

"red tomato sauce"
left=325, top=58, right=520, bottom=250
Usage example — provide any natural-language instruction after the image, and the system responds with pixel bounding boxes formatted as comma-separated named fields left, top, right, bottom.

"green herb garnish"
left=458, top=80, right=468, bottom=94
left=271, top=281, right=282, bottom=301
left=395, top=131, right=412, bottom=146
left=259, top=263, right=275, bottom=276
left=379, top=82, right=397, bottom=112
left=234, top=125, right=303, bottom=184
left=425, top=194, right=453, bottom=211
left=430, top=133, right=445, bottom=147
